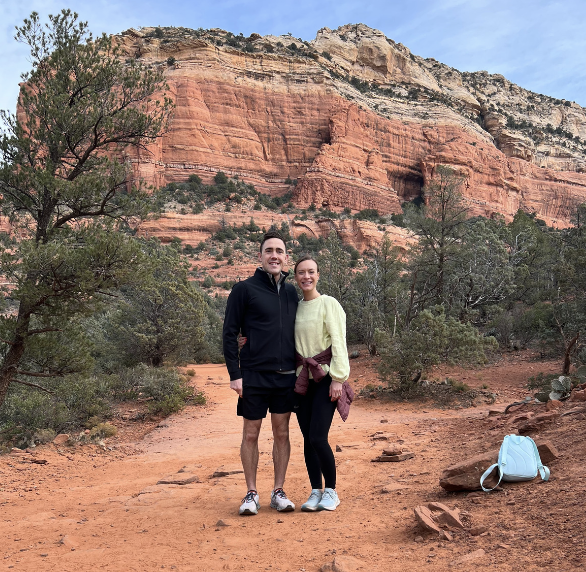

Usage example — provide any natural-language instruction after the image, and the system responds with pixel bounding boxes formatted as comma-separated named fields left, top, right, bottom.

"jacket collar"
left=255, top=267, right=290, bottom=286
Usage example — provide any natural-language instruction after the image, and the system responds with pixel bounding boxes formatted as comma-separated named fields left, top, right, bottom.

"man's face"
left=259, top=238, right=288, bottom=278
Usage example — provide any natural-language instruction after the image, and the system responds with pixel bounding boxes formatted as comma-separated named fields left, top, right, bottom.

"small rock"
left=157, top=474, right=201, bottom=485
left=215, top=519, right=231, bottom=527
left=381, top=483, right=408, bottom=493
left=414, top=536, right=424, bottom=543
left=517, top=411, right=560, bottom=434
left=506, top=500, right=516, bottom=505
left=335, top=445, right=342, bottom=452
left=498, top=543, right=510, bottom=549
left=510, top=412, right=534, bottom=423
left=414, top=503, right=464, bottom=535
left=277, top=519, right=284, bottom=523
left=59, top=535, right=78, bottom=549
left=448, top=549, right=485, bottom=567
left=469, top=525, right=488, bottom=536
left=569, top=388, right=586, bottom=402
left=438, top=530, right=453, bottom=541
left=31, top=459, right=48, bottom=465
left=427, top=502, right=464, bottom=529
left=320, top=555, right=361, bottom=572
left=10, top=448, right=28, bottom=456
left=487, top=408, right=503, bottom=417
left=372, top=452, right=414, bottom=462
left=380, top=419, right=389, bottom=423
left=53, top=434, right=70, bottom=446
left=211, top=467, right=244, bottom=478
left=382, top=445, right=403, bottom=456
left=546, top=399, right=562, bottom=411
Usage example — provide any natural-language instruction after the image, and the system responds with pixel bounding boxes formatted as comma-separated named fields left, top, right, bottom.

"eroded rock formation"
left=115, top=24, right=586, bottom=227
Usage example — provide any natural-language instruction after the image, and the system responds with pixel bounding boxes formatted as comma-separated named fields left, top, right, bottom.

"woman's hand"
left=329, top=380, right=343, bottom=401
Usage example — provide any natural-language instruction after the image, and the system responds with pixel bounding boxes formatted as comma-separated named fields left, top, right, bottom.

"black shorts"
left=237, top=384, right=295, bottom=420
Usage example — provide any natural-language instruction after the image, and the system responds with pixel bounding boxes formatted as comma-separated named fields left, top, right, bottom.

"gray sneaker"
left=239, top=490, right=260, bottom=515
left=317, top=488, right=340, bottom=511
left=270, top=488, right=295, bottom=512
left=301, top=489, right=322, bottom=512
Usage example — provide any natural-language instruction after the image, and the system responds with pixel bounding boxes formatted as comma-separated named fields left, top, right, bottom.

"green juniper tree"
left=0, top=10, right=173, bottom=407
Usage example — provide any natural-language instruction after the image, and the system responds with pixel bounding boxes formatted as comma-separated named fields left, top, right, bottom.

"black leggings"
left=295, top=375, right=337, bottom=490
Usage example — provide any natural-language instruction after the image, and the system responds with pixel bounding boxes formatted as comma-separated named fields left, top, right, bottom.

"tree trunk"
left=0, top=307, right=31, bottom=407
left=563, top=333, right=580, bottom=375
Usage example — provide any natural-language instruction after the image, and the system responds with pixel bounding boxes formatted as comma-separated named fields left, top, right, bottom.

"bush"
left=202, top=275, right=215, bottom=288
left=89, top=422, right=117, bottom=439
left=377, top=308, right=497, bottom=393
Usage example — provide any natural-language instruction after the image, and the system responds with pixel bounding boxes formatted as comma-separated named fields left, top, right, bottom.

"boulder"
left=439, top=440, right=560, bottom=491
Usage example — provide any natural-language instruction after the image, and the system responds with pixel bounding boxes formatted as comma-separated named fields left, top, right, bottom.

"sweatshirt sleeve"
left=323, top=297, right=350, bottom=383
left=222, top=282, right=247, bottom=381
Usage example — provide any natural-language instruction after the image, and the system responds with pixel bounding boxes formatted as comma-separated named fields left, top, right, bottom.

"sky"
left=1, top=0, right=585, bottom=114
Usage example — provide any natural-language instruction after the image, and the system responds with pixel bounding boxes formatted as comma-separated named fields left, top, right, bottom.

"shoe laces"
left=322, top=489, right=335, bottom=501
left=308, top=490, right=321, bottom=500
left=242, top=490, right=257, bottom=503
left=273, top=488, right=288, bottom=499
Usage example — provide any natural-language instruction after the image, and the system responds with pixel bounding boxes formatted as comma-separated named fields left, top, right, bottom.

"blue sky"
left=1, top=0, right=585, bottom=113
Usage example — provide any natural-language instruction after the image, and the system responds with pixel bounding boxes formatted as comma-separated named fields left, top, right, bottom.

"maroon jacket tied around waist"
left=295, top=347, right=354, bottom=422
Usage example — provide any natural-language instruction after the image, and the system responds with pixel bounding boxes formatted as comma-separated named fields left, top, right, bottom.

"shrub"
left=89, top=422, right=118, bottom=439
left=166, top=56, right=176, bottom=66
left=377, top=308, right=497, bottom=393
left=202, top=275, right=215, bottom=288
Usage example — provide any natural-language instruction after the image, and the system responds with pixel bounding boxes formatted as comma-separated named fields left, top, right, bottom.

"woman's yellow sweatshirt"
left=294, top=294, right=350, bottom=383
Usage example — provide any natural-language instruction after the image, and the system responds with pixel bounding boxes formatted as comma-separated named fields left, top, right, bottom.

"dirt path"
left=1, top=358, right=584, bottom=571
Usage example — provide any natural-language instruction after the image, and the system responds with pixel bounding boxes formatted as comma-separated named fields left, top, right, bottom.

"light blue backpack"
left=480, top=434, right=550, bottom=492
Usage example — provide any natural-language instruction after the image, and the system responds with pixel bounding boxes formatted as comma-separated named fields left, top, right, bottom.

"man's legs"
left=241, top=418, right=263, bottom=491
left=271, top=412, right=291, bottom=489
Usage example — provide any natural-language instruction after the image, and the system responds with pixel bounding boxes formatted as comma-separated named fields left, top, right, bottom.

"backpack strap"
left=480, top=435, right=510, bottom=492
left=528, top=437, right=550, bottom=481
left=480, top=463, right=502, bottom=492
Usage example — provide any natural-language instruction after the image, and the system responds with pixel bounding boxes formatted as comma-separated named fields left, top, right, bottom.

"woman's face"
left=295, top=259, right=319, bottom=294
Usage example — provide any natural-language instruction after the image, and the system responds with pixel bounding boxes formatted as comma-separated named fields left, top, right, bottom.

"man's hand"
left=230, top=378, right=243, bottom=397
left=329, top=380, right=343, bottom=401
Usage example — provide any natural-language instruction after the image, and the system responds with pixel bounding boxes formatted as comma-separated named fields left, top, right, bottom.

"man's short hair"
left=260, top=230, right=287, bottom=252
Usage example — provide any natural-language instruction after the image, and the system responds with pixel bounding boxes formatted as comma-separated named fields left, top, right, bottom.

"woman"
left=293, top=254, right=352, bottom=512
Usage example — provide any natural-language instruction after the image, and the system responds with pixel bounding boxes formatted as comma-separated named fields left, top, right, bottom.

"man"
left=223, top=230, right=298, bottom=515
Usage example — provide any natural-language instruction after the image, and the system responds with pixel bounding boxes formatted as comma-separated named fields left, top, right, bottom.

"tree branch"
left=12, top=378, right=55, bottom=394
left=15, top=369, right=62, bottom=378
left=27, top=327, right=63, bottom=336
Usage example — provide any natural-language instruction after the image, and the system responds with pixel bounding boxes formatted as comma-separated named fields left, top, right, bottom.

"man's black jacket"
left=222, top=268, right=298, bottom=381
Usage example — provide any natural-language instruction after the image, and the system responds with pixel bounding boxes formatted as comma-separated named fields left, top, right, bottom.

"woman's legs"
left=295, top=376, right=338, bottom=490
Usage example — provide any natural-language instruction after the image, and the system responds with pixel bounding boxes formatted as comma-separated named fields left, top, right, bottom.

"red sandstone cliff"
left=114, top=24, right=586, bottom=227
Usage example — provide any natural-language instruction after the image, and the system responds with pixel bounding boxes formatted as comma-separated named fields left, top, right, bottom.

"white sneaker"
left=317, top=488, right=340, bottom=511
left=301, top=489, right=322, bottom=512
left=239, top=490, right=260, bottom=515
left=270, top=488, right=295, bottom=512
